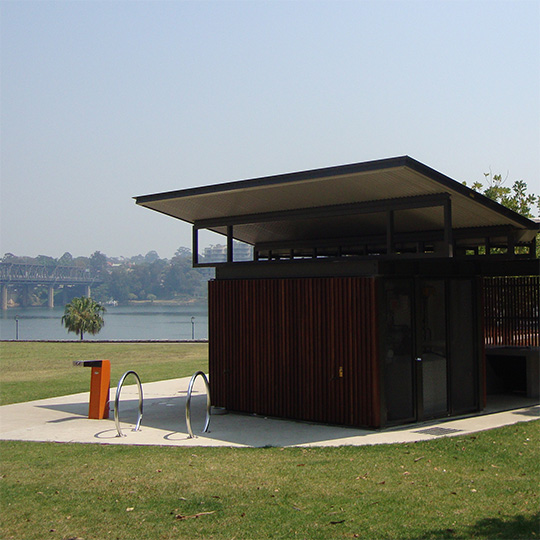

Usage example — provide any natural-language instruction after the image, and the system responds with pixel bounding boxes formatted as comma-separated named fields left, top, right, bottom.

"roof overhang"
left=135, top=156, right=539, bottom=264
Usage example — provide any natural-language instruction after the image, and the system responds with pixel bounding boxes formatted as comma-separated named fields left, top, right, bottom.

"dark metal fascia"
left=254, top=230, right=443, bottom=252
left=211, top=256, right=538, bottom=279
left=198, top=250, right=448, bottom=269
left=252, top=225, right=525, bottom=251
left=193, top=193, right=451, bottom=229
left=133, top=156, right=411, bottom=205
left=451, top=224, right=515, bottom=239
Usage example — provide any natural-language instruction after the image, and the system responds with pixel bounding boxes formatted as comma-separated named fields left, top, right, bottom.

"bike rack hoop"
left=114, top=370, right=143, bottom=438
left=185, top=371, right=211, bottom=438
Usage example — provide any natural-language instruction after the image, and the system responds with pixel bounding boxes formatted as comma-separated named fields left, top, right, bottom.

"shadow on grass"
left=418, top=511, right=540, bottom=539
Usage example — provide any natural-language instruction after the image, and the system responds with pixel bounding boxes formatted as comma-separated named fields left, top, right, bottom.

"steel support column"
left=386, top=210, right=395, bottom=255
left=227, top=225, right=233, bottom=263
left=443, top=198, right=453, bottom=257
left=192, top=226, right=199, bottom=265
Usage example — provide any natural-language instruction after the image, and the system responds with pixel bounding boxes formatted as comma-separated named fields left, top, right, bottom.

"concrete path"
left=0, top=377, right=538, bottom=448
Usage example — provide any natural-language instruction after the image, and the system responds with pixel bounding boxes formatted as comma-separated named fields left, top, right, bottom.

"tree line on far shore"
left=1, top=248, right=213, bottom=306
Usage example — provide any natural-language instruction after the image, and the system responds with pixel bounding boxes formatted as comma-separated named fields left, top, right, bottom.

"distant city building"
left=203, top=242, right=253, bottom=263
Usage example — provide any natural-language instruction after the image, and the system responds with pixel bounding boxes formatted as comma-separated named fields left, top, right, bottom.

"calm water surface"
left=0, top=303, right=208, bottom=341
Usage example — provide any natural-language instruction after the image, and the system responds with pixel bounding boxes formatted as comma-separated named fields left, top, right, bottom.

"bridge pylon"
left=0, top=262, right=101, bottom=310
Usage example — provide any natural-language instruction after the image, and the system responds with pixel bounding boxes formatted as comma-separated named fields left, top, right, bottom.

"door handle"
left=416, top=357, right=422, bottom=362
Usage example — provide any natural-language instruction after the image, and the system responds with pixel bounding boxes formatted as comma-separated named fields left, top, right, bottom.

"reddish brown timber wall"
left=209, top=277, right=380, bottom=428
left=483, top=276, right=539, bottom=348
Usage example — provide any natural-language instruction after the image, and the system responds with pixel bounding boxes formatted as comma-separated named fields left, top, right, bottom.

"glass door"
left=382, top=278, right=451, bottom=424
left=381, top=279, right=415, bottom=423
left=416, top=280, right=448, bottom=419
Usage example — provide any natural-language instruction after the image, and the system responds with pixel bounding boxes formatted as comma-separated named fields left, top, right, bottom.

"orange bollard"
left=73, top=360, right=111, bottom=419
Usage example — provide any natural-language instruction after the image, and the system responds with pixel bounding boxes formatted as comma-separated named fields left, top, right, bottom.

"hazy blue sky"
left=1, top=0, right=539, bottom=260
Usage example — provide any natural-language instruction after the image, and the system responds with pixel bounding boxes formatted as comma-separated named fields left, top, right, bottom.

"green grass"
left=0, top=343, right=539, bottom=538
left=0, top=422, right=538, bottom=540
left=0, top=342, right=208, bottom=405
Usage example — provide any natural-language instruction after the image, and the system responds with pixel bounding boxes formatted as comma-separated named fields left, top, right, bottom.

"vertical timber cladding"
left=209, top=277, right=380, bottom=428
left=483, top=276, right=540, bottom=348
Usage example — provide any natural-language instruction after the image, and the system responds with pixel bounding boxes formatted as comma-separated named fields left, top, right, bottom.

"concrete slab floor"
left=0, top=377, right=538, bottom=448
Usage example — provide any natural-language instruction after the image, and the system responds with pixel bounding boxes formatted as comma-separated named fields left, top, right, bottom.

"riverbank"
left=0, top=303, right=209, bottom=341
left=0, top=339, right=208, bottom=343
left=2, top=297, right=207, bottom=309
left=1, top=339, right=208, bottom=343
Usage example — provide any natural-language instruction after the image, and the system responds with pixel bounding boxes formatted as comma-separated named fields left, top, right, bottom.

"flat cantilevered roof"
left=135, top=156, right=539, bottom=263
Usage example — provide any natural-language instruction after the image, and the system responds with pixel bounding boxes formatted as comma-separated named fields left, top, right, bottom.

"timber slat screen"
left=483, top=276, right=539, bottom=347
left=209, top=277, right=380, bottom=428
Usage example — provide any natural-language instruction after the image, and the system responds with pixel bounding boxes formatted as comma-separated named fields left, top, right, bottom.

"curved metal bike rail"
left=114, top=370, right=143, bottom=438
left=185, top=371, right=211, bottom=438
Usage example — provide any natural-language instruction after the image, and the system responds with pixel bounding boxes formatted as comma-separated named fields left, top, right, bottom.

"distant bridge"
left=0, top=262, right=101, bottom=310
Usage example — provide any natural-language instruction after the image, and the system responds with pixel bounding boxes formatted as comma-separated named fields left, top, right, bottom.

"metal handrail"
left=114, top=370, right=143, bottom=437
left=185, top=371, right=211, bottom=438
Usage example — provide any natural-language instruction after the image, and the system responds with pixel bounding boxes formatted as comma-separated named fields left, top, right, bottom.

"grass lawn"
left=0, top=422, right=538, bottom=540
left=0, top=342, right=538, bottom=539
left=0, top=342, right=208, bottom=405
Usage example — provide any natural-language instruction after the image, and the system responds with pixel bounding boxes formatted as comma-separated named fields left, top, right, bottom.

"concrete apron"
left=0, top=377, right=538, bottom=448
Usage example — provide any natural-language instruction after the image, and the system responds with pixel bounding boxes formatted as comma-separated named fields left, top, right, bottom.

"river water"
left=0, top=303, right=209, bottom=341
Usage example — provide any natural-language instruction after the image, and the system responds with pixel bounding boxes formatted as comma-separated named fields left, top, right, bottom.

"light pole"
left=191, top=316, right=195, bottom=340
left=15, top=315, right=19, bottom=340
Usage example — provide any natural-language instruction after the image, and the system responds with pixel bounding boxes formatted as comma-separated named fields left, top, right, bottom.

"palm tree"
left=61, top=297, right=106, bottom=340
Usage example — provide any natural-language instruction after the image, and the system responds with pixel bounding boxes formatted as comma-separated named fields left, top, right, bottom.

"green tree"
left=109, top=267, right=131, bottom=304
left=61, top=297, right=106, bottom=340
left=470, top=172, right=538, bottom=218
left=468, top=172, right=539, bottom=257
left=89, top=251, right=108, bottom=277
left=35, top=255, right=57, bottom=266
left=144, top=250, right=160, bottom=263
